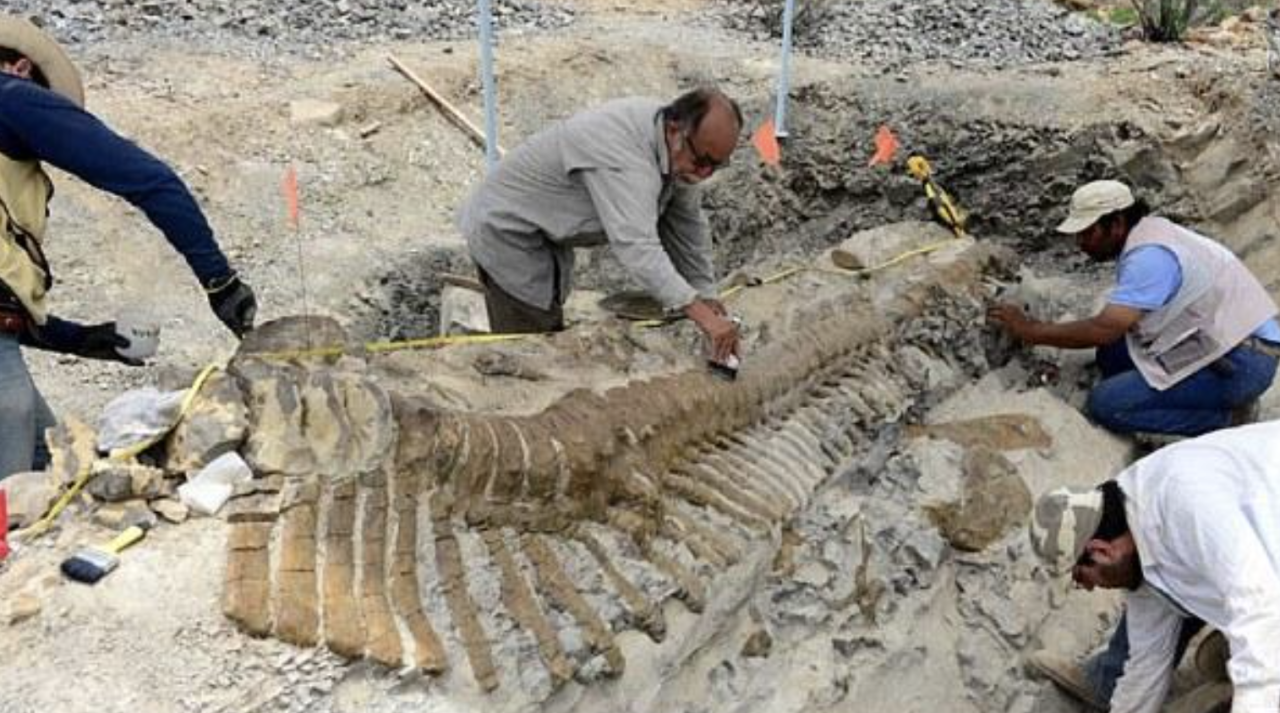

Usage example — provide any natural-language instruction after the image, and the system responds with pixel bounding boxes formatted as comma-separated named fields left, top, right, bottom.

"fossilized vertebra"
left=217, top=238, right=1007, bottom=694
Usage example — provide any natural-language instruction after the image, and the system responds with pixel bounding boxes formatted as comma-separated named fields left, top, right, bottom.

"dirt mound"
left=15, top=0, right=575, bottom=46
left=346, top=245, right=475, bottom=342
left=710, top=0, right=1120, bottom=69
left=697, top=84, right=1136, bottom=276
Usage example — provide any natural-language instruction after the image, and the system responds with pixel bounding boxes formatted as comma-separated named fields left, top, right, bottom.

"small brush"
left=60, top=523, right=150, bottom=584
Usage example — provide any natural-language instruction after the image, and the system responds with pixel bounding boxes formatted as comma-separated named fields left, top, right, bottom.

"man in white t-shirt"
left=1028, top=421, right=1280, bottom=713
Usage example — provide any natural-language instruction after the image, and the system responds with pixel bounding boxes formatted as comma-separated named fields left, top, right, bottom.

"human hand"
left=72, top=322, right=144, bottom=366
left=685, top=299, right=739, bottom=364
left=206, top=273, right=257, bottom=339
left=987, top=302, right=1037, bottom=342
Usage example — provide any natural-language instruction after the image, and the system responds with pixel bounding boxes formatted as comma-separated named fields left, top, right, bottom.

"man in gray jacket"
left=457, top=87, right=742, bottom=363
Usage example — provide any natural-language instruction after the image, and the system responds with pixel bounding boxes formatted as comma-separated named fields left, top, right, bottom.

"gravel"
left=8, top=0, right=575, bottom=47
left=710, top=0, right=1121, bottom=69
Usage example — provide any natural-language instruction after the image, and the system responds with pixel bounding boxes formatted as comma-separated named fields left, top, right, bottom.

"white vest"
left=1122, top=217, right=1278, bottom=390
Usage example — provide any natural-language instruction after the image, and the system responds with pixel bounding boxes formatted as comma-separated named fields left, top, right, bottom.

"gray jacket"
left=457, top=97, right=716, bottom=311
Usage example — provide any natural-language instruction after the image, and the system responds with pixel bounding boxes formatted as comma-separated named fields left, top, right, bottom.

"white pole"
left=773, top=0, right=796, bottom=139
left=478, top=0, right=500, bottom=168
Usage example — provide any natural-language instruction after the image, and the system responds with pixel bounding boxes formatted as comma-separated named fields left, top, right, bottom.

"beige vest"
left=0, top=152, right=53, bottom=324
left=1123, top=217, right=1278, bottom=390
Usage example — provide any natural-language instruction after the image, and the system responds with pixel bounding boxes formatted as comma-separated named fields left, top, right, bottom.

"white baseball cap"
left=1055, top=180, right=1135, bottom=234
left=1030, top=485, right=1104, bottom=572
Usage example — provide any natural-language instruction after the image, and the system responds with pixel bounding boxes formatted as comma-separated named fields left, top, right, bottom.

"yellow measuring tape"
left=252, top=331, right=533, bottom=361
left=17, top=363, right=222, bottom=540
left=630, top=233, right=963, bottom=328
left=17, top=152, right=968, bottom=536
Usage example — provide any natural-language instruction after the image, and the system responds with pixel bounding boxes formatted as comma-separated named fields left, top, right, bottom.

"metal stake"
left=773, top=0, right=797, bottom=139
left=478, top=0, right=500, bottom=169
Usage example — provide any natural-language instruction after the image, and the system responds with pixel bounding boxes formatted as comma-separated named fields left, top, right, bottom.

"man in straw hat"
left=989, top=180, right=1278, bottom=439
left=1026, top=421, right=1280, bottom=713
left=0, top=15, right=256, bottom=480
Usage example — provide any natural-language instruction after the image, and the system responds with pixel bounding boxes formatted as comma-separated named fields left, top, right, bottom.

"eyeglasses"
left=682, top=131, right=730, bottom=172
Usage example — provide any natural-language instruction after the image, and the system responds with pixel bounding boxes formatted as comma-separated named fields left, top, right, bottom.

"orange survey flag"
left=752, top=119, right=781, bottom=167
left=282, top=165, right=300, bottom=230
left=868, top=125, right=900, bottom=167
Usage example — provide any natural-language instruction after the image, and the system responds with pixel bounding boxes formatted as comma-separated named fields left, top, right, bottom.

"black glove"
left=23, top=318, right=143, bottom=366
left=205, top=273, right=257, bottom=339
left=21, top=318, right=140, bottom=366
left=72, top=322, right=144, bottom=366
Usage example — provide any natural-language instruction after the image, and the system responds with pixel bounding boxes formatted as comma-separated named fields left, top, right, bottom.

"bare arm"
left=988, top=302, right=1143, bottom=349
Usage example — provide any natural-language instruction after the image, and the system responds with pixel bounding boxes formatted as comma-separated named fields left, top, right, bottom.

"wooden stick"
left=386, top=54, right=504, bottom=157
left=439, top=272, right=485, bottom=292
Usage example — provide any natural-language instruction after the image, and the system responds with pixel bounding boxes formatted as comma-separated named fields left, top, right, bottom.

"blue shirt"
left=1110, top=245, right=1280, bottom=342
left=0, top=74, right=230, bottom=287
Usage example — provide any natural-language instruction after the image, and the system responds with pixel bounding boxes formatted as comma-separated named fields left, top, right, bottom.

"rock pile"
left=712, top=0, right=1120, bottom=69
left=9, top=0, right=575, bottom=46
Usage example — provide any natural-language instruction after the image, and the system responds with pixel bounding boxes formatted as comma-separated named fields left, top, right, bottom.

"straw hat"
left=0, top=15, right=83, bottom=107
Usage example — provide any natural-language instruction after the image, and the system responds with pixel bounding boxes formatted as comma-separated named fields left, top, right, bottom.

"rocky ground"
left=2, top=0, right=1280, bottom=712
left=13, top=0, right=576, bottom=45
left=709, top=0, right=1122, bottom=70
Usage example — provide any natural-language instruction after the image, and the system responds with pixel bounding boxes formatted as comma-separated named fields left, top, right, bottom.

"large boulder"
left=2, top=470, right=59, bottom=529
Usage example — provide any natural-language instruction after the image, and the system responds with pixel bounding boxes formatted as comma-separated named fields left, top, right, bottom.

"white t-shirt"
left=1111, top=421, right=1280, bottom=713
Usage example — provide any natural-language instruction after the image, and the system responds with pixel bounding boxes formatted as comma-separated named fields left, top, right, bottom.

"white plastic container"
left=179, top=452, right=253, bottom=516
left=178, top=480, right=234, bottom=517
left=196, top=452, right=253, bottom=487
left=115, top=310, right=161, bottom=361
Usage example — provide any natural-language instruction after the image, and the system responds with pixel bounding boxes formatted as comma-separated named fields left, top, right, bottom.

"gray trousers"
left=0, top=332, right=55, bottom=480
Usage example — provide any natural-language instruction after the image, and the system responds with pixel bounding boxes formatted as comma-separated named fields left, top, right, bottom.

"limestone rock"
left=440, top=284, right=490, bottom=335
left=96, top=388, right=186, bottom=454
left=926, top=447, right=1032, bottom=552
left=289, top=99, right=344, bottom=127
left=163, top=371, right=249, bottom=474
left=87, top=462, right=165, bottom=502
left=130, top=465, right=165, bottom=499
left=4, top=593, right=41, bottom=625
left=151, top=498, right=190, bottom=524
left=2, top=470, right=59, bottom=528
left=86, top=463, right=132, bottom=502
left=473, top=351, right=546, bottom=381
left=741, top=628, right=773, bottom=658
left=830, top=248, right=865, bottom=271
left=826, top=221, right=959, bottom=274
left=46, top=417, right=97, bottom=488
left=92, top=500, right=158, bottom=530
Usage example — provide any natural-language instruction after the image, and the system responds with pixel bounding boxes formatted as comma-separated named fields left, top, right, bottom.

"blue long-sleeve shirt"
left=0, top=73, right=231, bottom=287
